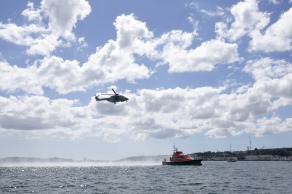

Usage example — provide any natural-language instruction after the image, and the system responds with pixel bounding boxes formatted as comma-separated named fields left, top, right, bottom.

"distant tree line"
left=191, top=147, right=292, bottom=159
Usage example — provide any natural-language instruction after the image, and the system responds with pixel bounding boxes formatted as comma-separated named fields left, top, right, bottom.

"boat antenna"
left=173, top=143, right=178, bottom=153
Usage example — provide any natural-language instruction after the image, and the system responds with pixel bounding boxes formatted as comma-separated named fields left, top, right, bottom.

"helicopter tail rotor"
left=95, top=95, right=99, bottom=101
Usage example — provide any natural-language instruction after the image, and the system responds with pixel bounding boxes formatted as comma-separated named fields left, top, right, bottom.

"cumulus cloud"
left=244, top=117, right=292, bottom=136
left=205, top=127, right=240, bottom=139
left=249, top=7, right=292, bottom=52
left=93, top=85, right=291, bottom=140
left=41, top=0, right=91, bottom=40
left=34, top=14, right=154, bottom=93
left=36, top=56, right=85, bottom=94
left=1, top=78, right=292, bottom=140
left=215, top=0, right=270, bottom=41
left=27, top=34, right=61, bottom=56
left=1, top=13, right=241, bottom=94
left=0, top=95, right=82, bottom=132
left=0, top=61, right=43, bottom=95
left=84, top=15, right=154, bottom=83
left=160, top=38, right=240, bottom=72
left=21, top=1, right=42, bottom=23
left=1, top=1, right=291, bottom=141
left=0, top=95, right=129, bottom=141
left=215, top=0, right=292, bottom=52
left=115, top=14, right=153, bottom=49
left=0, top=23, right=48, bottom=46
left=244, top=58, right=292, bottom=80
left=2, top=58, right=291, bottom=140
left=0, top=14, right=155, bottom=94
left=0, top=0, right=91, bottom=56
left=244, top=58, right=292, bottom=99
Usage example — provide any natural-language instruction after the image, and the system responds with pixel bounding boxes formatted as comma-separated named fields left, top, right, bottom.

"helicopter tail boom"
left=95, top=96, right=107, bottom=101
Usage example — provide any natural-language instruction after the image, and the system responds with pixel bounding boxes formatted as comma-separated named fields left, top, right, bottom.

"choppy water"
left=1, top=161, right=291, bottom=193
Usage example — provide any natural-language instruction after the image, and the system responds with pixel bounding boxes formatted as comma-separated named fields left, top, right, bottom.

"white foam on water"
left=0, top=161, right=161, bottom=167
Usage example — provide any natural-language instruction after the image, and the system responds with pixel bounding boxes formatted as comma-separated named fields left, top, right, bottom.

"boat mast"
left=249, top=136, right=252, bottom=150
left=173, top=143, right=176, bottom=153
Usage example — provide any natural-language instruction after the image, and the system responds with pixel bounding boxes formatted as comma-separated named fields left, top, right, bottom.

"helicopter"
left=95, top=89, right=129, bottom=104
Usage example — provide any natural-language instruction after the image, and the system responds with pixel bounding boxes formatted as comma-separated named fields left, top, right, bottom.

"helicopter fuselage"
left=95, top=88, right=128, bottom=104
left=95, top=95, right=128, bottom=104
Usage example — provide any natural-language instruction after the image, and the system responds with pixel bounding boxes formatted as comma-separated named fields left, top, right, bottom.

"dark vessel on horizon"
left=162, top=146, right=202, bottom=166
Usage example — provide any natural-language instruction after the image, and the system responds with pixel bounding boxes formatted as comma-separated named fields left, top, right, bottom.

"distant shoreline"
left=1, top=147, right=291, bottom=164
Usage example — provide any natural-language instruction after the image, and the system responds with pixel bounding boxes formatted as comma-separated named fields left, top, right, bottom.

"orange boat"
left=162, top=146, right=202, bottom=165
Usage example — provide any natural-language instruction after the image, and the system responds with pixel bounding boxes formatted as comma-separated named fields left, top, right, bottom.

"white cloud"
left=0, top=95, right=82, bottom=131
left=236, top=57, right=292, bottom=136
left=215, top=0, right=270, bottom=41
left=110, top=87, right=277, bottom=139
left=0, top=95, right=129, bottom=141
left=1, top=1, right=292, bottom=141
left=249, top=7, right=292, bottom=52
left=37, top=56, right=85, bottom=94
left=27, top=34, right=61, bottom=56
left=1, top=81, right=292, bottom=140
left=250, top=117, right=292, bottom=136
left=200, top=6, right=225, bottom=17
left=161, top=38, right=240, bottom=72
left=244, top=58, right=292, bottom=99
left=0, top=0, right=91, bottom=56
left=205, top=127, right=240, bottom=139
left=41, top=0, right=91, bottom=41
left=77, top=37, right=88, bottom=50
left=21, top=1, right=42, bottom=23
left=35, top=14, right=242, bottom=93
left=1, top=10, right=241, bottom=95
left=187, top=2, right=225, bottom=17
left=187, top=15, right=199, bottom=33
left=3, top=57, right=291, bottom=140
left=115, top=14, right=153, bottom=49
left=0, top=61, right=43, bottom=95
left=215, top=0, right=292, bottom=52
left=243, top=58, right=292, bottom=80
left=0, top=21, right=62, bottom=56
left=255, top=117, right=282, bottom=135
left=35, top=40, right=152, bottom=94
left=0, top=23, right=47, bottom=46
left=88, top=87, right=227, bottom=140
left=0, top=14, right=155, bottom=94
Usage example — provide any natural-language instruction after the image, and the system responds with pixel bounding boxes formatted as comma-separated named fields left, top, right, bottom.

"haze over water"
left=1, top=161, right=291, bottom=193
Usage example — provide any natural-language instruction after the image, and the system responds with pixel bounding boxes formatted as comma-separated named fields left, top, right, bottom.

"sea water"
left=0, top=161, right=291, bottom=193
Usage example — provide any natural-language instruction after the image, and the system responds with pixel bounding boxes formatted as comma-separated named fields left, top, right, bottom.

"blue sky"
left=0, top=0, right=292, bottom=160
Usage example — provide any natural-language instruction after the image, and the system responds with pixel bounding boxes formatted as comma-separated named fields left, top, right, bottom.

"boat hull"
left=162, top=159, right=202, bottom=166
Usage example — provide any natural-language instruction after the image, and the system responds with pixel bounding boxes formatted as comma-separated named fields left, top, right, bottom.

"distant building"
left=257, top=155, right=273, bottom=161
left=245, top=155, right=258, bottom=161
left=246, top=155, right=278, bottom=161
